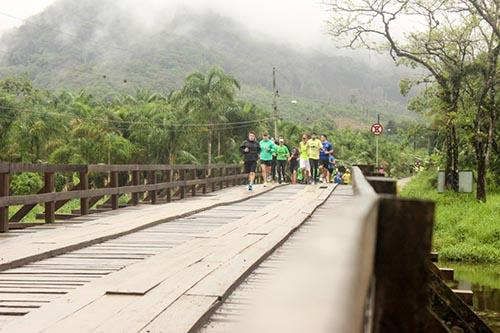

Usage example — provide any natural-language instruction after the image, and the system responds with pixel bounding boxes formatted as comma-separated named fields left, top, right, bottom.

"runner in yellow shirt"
left=307, top=132, right=322, bottom=184
left=298, top=134, right=311, bottom=184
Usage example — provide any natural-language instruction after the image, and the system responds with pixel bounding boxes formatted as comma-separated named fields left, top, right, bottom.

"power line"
left=0, top=104, right=276, bottom=129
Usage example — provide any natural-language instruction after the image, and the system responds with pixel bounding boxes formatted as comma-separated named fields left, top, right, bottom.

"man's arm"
left=239, top=141, right=247, bottom=154
left=270, top=142, right=277, bottom=154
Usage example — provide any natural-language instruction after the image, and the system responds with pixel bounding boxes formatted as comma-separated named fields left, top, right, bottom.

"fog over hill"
left=0, top=0, right=417, bottom=124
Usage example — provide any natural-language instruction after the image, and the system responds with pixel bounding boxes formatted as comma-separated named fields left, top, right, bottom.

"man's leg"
left=261, top=163, right=267, bottom=185
left=311, top=159, right=318, bottom=183
left=278, top=161, right=285, bottom=183
left=271, top=159, right=276, bottom=182
left=315, top=160, right=320, bottom=183
left=322, top=161, right=328, bottom=183
left=309, top=159, right=314, bottom=183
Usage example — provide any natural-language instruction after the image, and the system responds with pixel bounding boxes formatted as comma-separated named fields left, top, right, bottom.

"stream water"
left=440, top=261, right=500, bottom=332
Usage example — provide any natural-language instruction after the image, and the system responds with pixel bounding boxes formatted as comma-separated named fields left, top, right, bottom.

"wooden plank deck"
left=0, top=184, right=337, bottom=332
left=199, top=185, right=378, bottom=333
left=0, top=184, right=280, bottom=271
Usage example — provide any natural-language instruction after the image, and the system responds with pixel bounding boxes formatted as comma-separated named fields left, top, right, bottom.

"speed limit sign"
left=371, top=123, right=384, bottom=136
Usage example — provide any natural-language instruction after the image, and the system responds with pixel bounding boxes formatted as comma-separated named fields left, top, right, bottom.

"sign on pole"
left=371, top=123, right=384, bottom=136
left=371, top=121, right=384, bottom=168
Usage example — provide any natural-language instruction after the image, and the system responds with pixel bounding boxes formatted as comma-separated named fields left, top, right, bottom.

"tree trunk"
left=207, top=130, right=212, bottom=168
left=476, top=142, right=487, bottom=202
left=217, top=131, right=221, bottom=158
left=444, top=129, right=459, bottom=192
left=451, top=124, right=459, bottom=192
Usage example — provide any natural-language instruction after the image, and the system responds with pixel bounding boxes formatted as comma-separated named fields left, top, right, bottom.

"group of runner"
left=240, top=131, right=338, bottom=191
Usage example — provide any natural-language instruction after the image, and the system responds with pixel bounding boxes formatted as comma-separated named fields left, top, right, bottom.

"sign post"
left=371, top=115, right=384, bottom=168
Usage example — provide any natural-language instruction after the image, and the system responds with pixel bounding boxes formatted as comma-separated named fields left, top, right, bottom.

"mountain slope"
left=0, top=0, right=416, bottom=124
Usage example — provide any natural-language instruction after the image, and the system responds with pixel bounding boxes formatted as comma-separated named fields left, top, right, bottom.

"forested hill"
left=0, top=0, right=416, bottom=124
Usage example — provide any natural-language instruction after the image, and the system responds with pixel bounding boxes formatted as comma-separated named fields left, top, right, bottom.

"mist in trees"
left=325, top=0, right=499, bottom=201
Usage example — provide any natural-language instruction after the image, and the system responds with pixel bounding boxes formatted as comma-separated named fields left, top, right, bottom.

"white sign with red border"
left=371, top=123, right=384, bottom=136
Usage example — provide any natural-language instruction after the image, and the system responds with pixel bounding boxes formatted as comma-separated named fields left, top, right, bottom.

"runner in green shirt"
left=259, top=133, right=276, bottom=186
left=275, top=138, right=290, bottom=183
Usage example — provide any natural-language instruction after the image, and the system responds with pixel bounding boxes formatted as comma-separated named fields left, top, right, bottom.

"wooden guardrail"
left=0, top=162, right=246, bottom=233
left=354, top=165, right=492, bottom=333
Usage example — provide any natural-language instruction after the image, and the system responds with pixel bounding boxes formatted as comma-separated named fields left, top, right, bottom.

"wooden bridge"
left=0, top=163, right=493, bottom=332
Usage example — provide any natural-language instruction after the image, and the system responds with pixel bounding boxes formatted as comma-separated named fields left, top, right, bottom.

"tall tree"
left=325, top=0, right=474, bottom=191
left=180, top=67, right=240, bottom=167
left=457, top=0, right=499, bottom=201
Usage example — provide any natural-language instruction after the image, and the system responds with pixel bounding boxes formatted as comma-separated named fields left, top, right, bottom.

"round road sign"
left=371, top=123, right=384, bottom=136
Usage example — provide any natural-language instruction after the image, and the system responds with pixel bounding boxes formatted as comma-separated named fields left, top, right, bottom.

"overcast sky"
left=0, top=0, right=333, bottom=49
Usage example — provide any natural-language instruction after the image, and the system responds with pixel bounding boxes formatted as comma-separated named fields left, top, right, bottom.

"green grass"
left=8, top=195, right=132, bottom=223
left=401, top=171, right=500, bottom=264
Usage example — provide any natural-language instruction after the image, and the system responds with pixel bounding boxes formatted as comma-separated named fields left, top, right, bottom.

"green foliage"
left=10, top=172, right=43, bottom=195
left=0, top=71, right=426, bottom=179
left=0, top=0, right=416, bottom=126
left=401, top=171, right=500, bottom=263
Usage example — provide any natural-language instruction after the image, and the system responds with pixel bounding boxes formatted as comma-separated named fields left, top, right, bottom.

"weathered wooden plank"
left=373, top=197, right=435, bottom=333
left=0, top=185, right=279, bottom=271
left=140, top=295, right=218, bottom=333
left=105, top=243, right=213, bottom=295
left=0, top=306, right=32, bottom=315
left=187, top=241, right=274, bottom=299
left=0, top=172, right=9, bottom=232
left=366, top=176, right=398, bottom=195
left=0, top=176, right=247, bottom=207
left=87, top=263, right=220, bottom=333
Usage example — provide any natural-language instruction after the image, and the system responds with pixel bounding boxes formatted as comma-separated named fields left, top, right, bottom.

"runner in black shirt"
left=240, top=131, right=261, bottom=191
left=288, top=147, right=299, bottom=184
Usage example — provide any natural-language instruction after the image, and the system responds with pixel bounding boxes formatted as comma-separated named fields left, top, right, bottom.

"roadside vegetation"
left=401, top=171, right=500, bottom=264
left=1, top=72, right=426, bottom=201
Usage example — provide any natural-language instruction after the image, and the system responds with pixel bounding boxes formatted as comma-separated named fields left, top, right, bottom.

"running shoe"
left=248, top=184, right=253, bottom=191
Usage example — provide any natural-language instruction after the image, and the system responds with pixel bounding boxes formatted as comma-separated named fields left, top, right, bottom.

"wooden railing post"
left=202, top=167, right=207, bottom=194
left=211, top=167, right=216, bottom=192
left=180, top=169, right=186, bottom=199
left=191, top=169, right=197, bottom=197
left=148, top=171, right=157, bottom=204
left=166, top=170, right=172, bottom=203
left=0, top=171, right=9, bottom=232
left=79, top=171, right=89, bottom=215
left=373, top=197, right=435, bottom=333
left=131, top=170, right=140, bottom=206
left=232, top=166, right=238, bottom=186
left=44, top=172, right=55, bottom=223
left=110, top=171, right=119, bottom=210
left=219, top=167, right=225, bottom=189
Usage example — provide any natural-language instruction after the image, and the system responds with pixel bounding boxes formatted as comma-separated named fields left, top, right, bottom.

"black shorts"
left=320, top=159, right=330, bottom=169
left=244, top=160, right=257, bottom=173
left=309, top=159, right=319, bottom=169
left=289, top=159, right=299, bottom=172
left=261, top=160, right=272, bottom=167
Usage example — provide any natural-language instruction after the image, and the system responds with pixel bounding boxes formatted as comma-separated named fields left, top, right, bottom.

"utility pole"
left=376, top=114, right=380, bottom=169
left=272, top=67, right=279, bottom=139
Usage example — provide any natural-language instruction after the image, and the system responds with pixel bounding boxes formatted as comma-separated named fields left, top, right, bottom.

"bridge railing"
left=0, top=162, right=247, bottom=232
left=350, top=165, right=437, bottom=333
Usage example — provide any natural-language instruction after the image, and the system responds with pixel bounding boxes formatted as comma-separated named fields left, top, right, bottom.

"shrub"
left=10, top=173, right=43, bottom=195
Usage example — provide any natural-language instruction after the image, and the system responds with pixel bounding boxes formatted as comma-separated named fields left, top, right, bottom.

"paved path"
left=397, top=176, right=414, bottom=193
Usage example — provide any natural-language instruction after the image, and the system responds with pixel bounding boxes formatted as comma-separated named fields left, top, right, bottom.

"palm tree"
left=180, top=67, right=240, bottom=167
